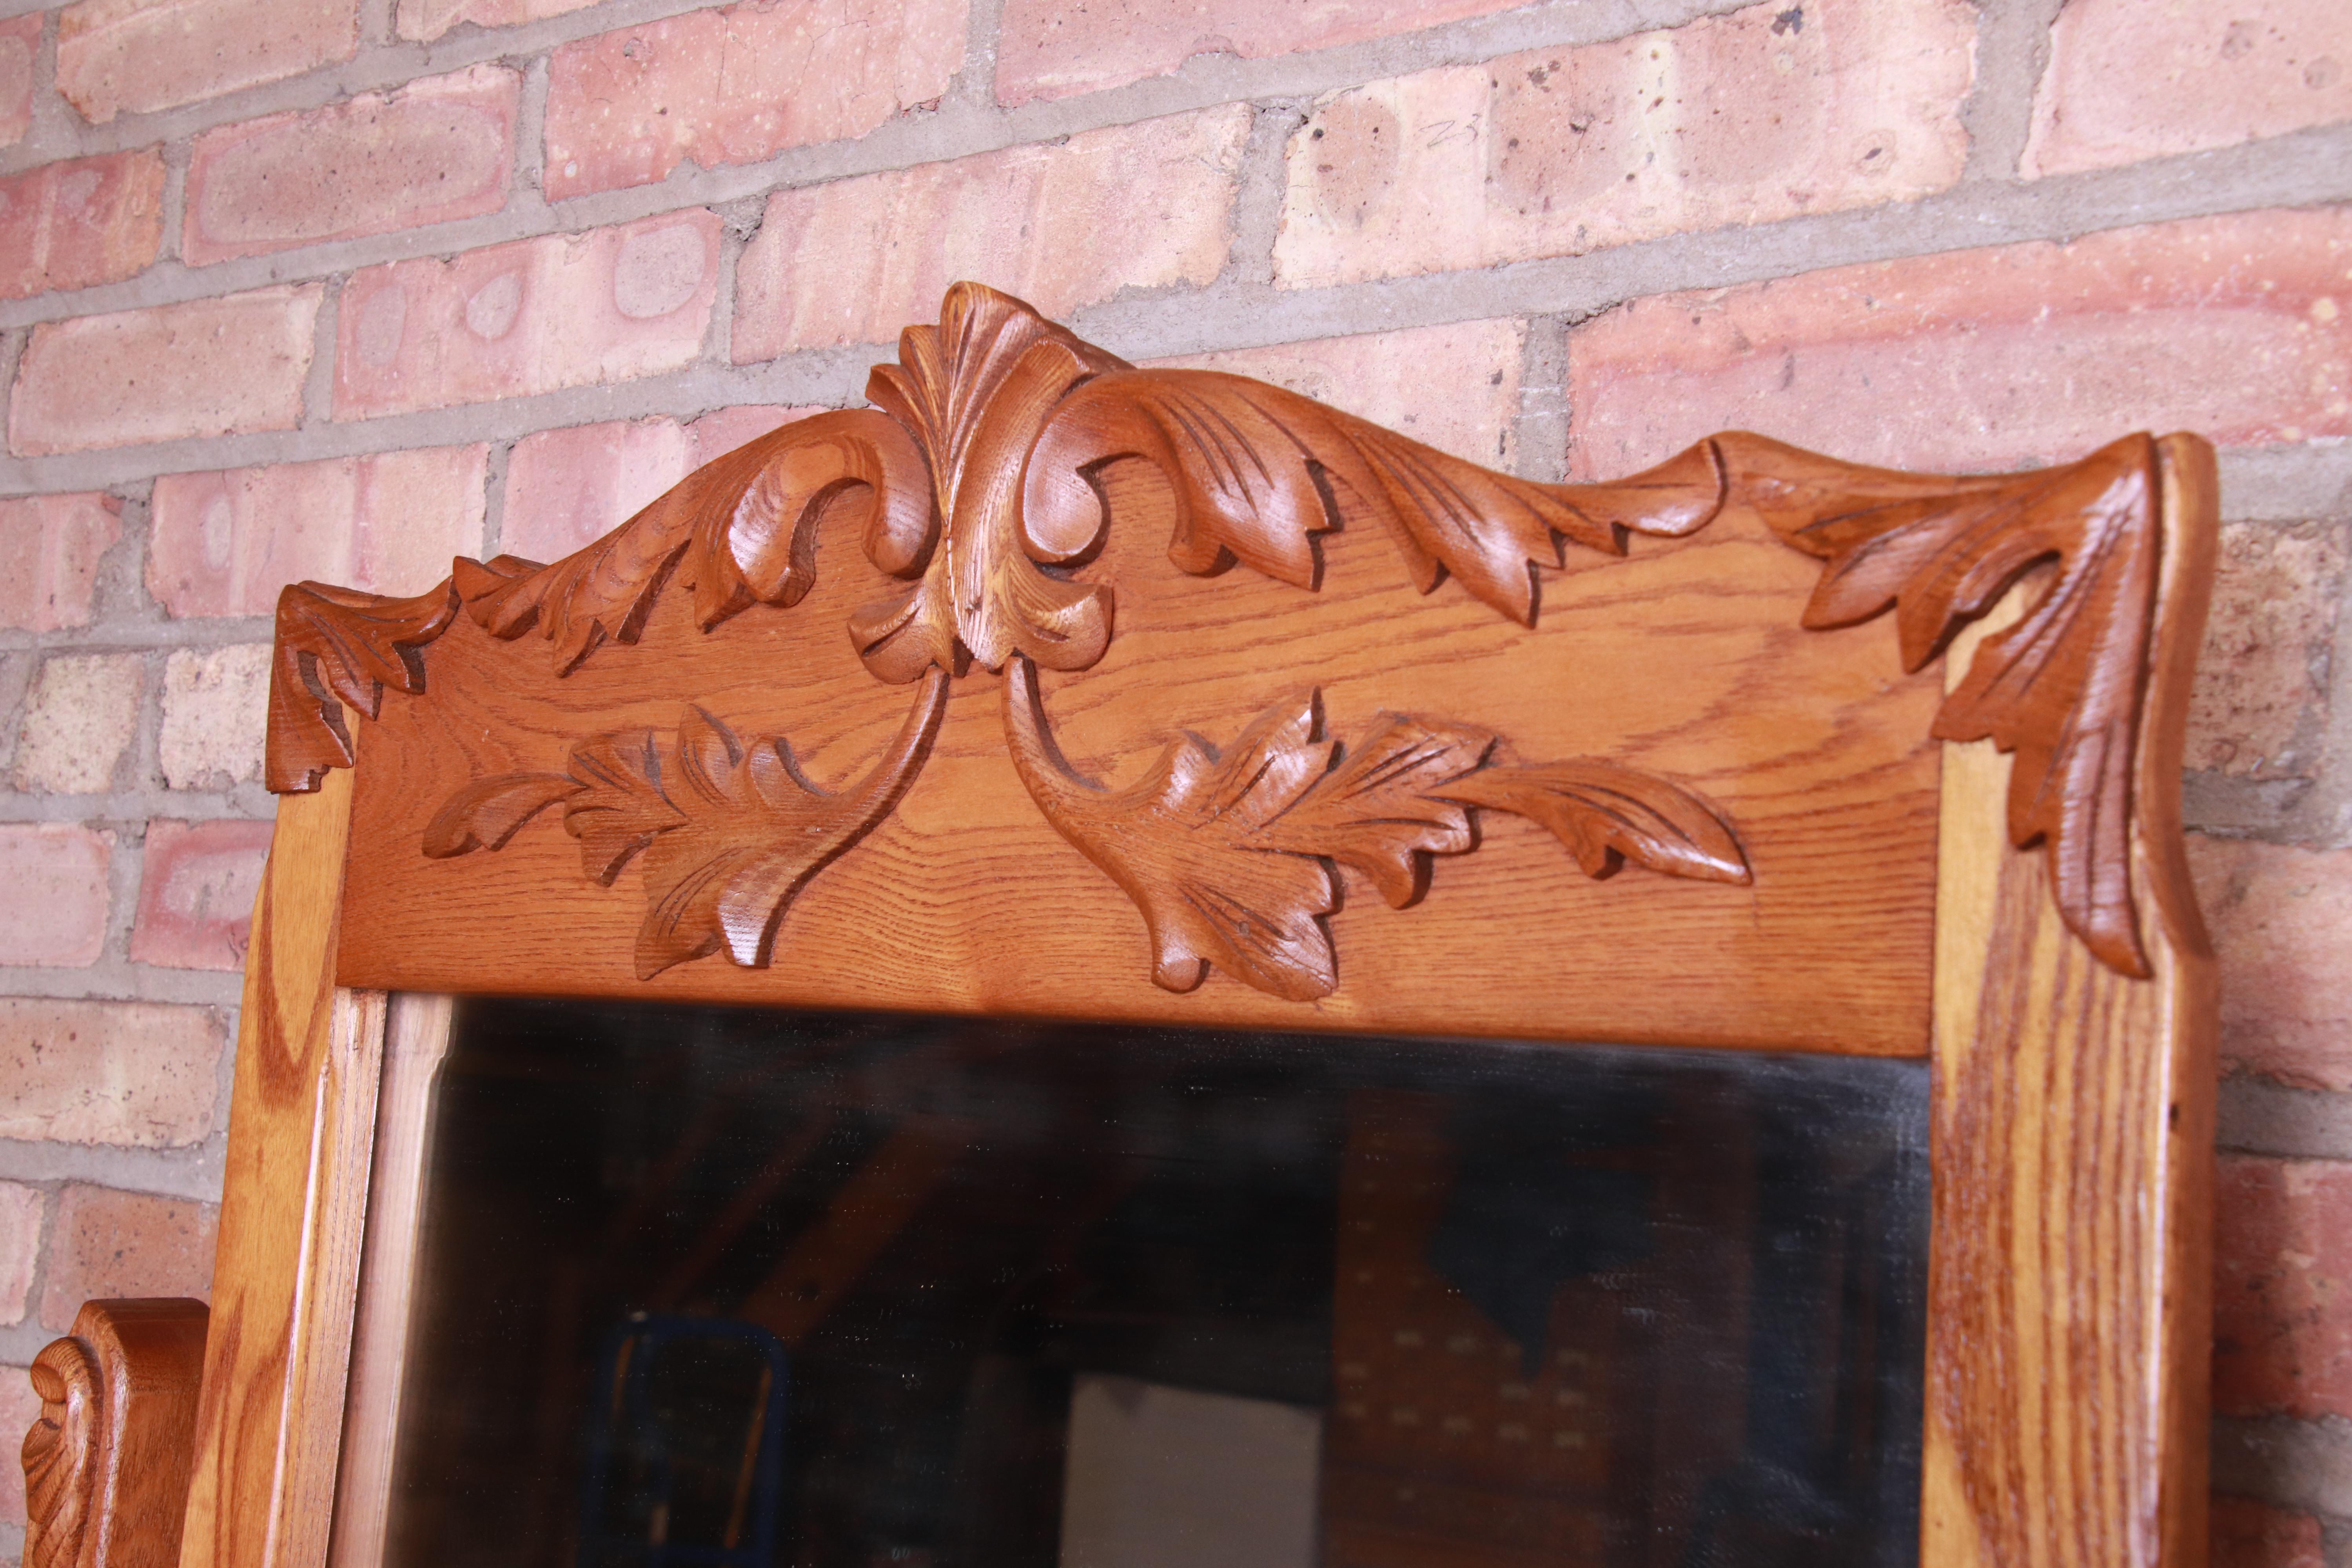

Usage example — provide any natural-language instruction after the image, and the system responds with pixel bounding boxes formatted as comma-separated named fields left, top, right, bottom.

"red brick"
left=0, top=826, right=112, bottom=967
left=501, top=407, right=824, bottom=562
left=2215, top=1153, right=2352, bottom=1418
left=58, top=0, right=359, bottom=124
left=336, top=211, right=720, bottom=419
left=1150, top=319, right=1525, bottom=469
left=999, top=0, right=1524, bottom=106
left=0, top=15, right=40, bottom=149
left=149, top=445, right=486, bottom=618
left=0, top=149, right=165, bottom=301
left=9, top=284, right=321, bottom=455
left=38, top=1185, right=217, bottom=1331
left=545, top=0, right=965, bottom=200
left=734, top=106, right=1247, bottom=358
left=183, top=64, right=518, bottom=266
left=0, top=998, right=225, bottom=1149
left=1566, top=208, right=2352, bottom=479
left=0, top=1365, right=35, bottom=1526
left=2214, top=1497, right=2326, bottom=1568
left=396, top=0, right=600, bottom=43
left=0, top=493, right=123, bottom=633
left=0, top=1181, right=42, bottom=1327
left=1275, top=0, right=1975, bottom=290
left=2026, top=0, right=2352, bottom=178
left=131, top=818, right=272, bottom=971
left=2189, top=838, right=2352, bottom=1091
left=2188, top=523, right=2346, bottom=779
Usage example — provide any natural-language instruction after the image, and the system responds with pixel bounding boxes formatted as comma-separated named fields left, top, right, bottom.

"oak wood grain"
left=179, top=771, right=386, bottom=1568
left=1919, top=436, right=2216, bottom=1568
left=21, top=1299, right=208, bottom=1568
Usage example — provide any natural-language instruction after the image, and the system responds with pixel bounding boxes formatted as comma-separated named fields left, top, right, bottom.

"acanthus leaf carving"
left=1717, top=430, right=2160, bottom=975
left=459, top=409, right=934, bottom=673
left=267, top=578, right=462, bottom=793
left=22, top=1337, right=97, bottom=1568
left=851, top=283, right=1132, bottom=682
left=1021, top=369, right=1726, bottom=624
left=1005, top=659, right=1751, bottom=1001
left=426, top=669, right=948, bottom=979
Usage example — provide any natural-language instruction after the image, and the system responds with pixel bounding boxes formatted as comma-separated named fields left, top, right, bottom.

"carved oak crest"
left=268, top=282, right=2176, bottom=994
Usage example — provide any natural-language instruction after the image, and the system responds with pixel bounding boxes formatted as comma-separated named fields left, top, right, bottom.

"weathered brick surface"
left=131, top=818, right=273, bottom=971
left=997, top=0, right=1524, bottom=106
left=0, top=999, right=225, bottom=1149
left=544, top=0, right=966, bottom=199
left=2188, top=522, right=2346, bottom=780
left=0, top=1365, right=35, bottom=1526
left=2213, top=1496, right=2327, bottom=1568
left=397, top=0, right=600, bottom=42
left=0, top=494, right=124, bottom=633
left=1150, top=318, right=1525, bottom=469
left=1275, top=0, right=1976, bottom=290
left=183, top=64, right=519, bottom=265
left=38, top=1184, right=218, bottom=1331
left=501, top=407, right=817, bottom=561
left=336, top=212, right=720, bottom=418
left=0, top=14, right=40, bottom=148
left=2216, top=1154, right=2352, bottom=1418
left=0, top=1181, right=39, bottom=1327
left=12, top=653, right=142, bottom=795
left=1565, top=207, right=2352, bottom=478
left=2026, top=0, right=2352, bottom=178
left=2189, top=837, right=2352, bottom=1092
left=734, top=106, right=1248, bottom=358
left=149, top=446, right=487, bottom=618
left=157, top=644, right=270, bottom=790
left=58, top=0, right=360, bottom=124
left=0, top=149, right=165, bottom=300
left=0, top=825, right=112, bottom=967
left=9, top=284, right=322, bottom=456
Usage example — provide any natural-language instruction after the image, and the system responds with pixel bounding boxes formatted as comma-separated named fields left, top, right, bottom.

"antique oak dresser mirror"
left=22, top=283, right=2218, bottom=1568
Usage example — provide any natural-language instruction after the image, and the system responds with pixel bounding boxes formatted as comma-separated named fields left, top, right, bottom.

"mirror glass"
left=377, top=999, right=1929, bottom=1568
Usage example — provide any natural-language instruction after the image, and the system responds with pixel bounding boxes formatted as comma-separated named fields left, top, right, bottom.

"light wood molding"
left=9, top=282, right=2214, bottom=1568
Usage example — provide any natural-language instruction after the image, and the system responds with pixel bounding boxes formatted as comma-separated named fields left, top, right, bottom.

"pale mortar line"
left=2214, top=1415, right=2352, bottom=1517
left=0, top=963, right=248, bottom=1006
left=0, top=614, right=278, bottom=656
left=0, top=1138, right=227, bottom=1209
left=2220, top=1076, right=2352, bottom=1162
left=0, top=783, right=277, bottom=822
left=1958, top=0, right=2063, bottom=183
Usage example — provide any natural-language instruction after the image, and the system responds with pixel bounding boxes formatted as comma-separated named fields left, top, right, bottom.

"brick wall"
left=0, top=0, right=2342, bottom=1560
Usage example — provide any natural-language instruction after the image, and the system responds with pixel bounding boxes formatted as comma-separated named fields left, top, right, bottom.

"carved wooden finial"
left=21, top=1299, right=208, bottom=1568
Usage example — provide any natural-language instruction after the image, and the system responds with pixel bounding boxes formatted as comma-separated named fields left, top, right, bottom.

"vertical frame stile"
left=179, top=768, right=388, bottom=1568
left=1921, top=437, right=2220, bottom=1568
left=328, top=995, right=457, bottom=1568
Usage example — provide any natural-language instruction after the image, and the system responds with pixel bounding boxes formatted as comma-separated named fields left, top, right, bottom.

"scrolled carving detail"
left=22, top=1337, right=98, bottom=1568
left=425, top=669, right=948, bottom=979
left=1002, top=657, right=1750, bottom=1001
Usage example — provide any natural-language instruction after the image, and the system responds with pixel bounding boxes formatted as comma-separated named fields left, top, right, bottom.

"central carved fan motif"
left=270, top=283, right=2168, bottom=994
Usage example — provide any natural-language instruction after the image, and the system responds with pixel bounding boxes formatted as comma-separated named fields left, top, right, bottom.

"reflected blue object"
left=578, top=1315, right=790, bottom=1568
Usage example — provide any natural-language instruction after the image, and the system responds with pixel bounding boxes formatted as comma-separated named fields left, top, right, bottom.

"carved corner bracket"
left=270, top=280, right=2187, bottom=989
left=22, top=1299, right=208, bottom=1568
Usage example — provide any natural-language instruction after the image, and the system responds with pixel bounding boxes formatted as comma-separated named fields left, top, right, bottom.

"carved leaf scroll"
left=1716, top=430, right=2162, bottom=975
left=458, top=409, right=933, bottom=673
left=22, top=1337, right=97, bottom=1568
left=267, top=579, right=461, bottom=793
left=425, top=669, right=948, bottom=978
left=1022, top=369, right=1726, bottom=624
left=1005, top=659, right=1750, bottom=1001
left=853, top=283, right=1133, bottom=683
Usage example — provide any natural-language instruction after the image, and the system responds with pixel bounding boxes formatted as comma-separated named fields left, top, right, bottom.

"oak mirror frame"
left=20, top=283, right=2220, bottom=1568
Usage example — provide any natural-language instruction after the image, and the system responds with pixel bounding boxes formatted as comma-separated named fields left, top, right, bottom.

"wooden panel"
left=1920, top=436, right=2217, bottom=1568
left=337, top=502, right=1944, bottom=1057
left=326, top=995, right=454, bottom=1568
left=180, top=772, right=386, bottom=1568
left=22, top=1298, right=209, bottom=1568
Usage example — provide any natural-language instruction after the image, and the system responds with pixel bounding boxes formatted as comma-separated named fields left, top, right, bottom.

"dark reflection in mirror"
left=381, top=1000, right=1928, bottom=1568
